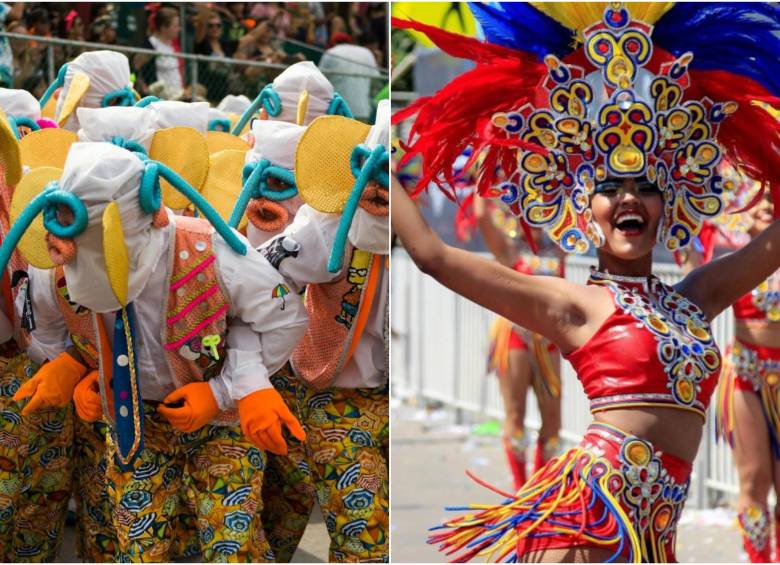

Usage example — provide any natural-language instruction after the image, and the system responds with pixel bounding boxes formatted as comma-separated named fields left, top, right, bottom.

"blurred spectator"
left=0, top=3, right=23, bottom=87
left=209, top=3, right=252, bottom=43
left=89, top=14, right=118, bottom=45
left=319, top=32, right=381, bottom=120
left=194, top=9, right=235, bottom=101
left=134, top=5, right=184, bottom=97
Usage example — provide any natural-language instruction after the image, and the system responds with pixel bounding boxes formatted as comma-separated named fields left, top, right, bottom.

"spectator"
left=134, top=5, right=183, bottom=97
left=0, top=3, right=23, bottom=87
left=318, top=32, right=380, bottom=120
left=88, top=14, right=118, bottom=45
left=194, top=10, right=235, bottom=102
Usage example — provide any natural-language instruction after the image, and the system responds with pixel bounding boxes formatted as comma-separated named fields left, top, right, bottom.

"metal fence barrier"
left=2, top=32, right=387, bottom=121
left=391, top=250, right=743, bottom=509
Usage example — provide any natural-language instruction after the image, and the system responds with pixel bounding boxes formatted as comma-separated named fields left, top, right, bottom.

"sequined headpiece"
left=393, top=2, right=780, bottom=255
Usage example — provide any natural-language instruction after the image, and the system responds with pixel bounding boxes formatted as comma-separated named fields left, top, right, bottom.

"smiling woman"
left=390, top=1, right=780, bottom=562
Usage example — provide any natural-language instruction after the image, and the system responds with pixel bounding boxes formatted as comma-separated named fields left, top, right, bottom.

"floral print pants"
left=263, top=366, right=389, bottom=562
left=105, top=402, right=271, bottom=562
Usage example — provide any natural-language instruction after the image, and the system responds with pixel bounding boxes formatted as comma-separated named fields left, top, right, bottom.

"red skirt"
left=429, top=422, right=691, bottom=563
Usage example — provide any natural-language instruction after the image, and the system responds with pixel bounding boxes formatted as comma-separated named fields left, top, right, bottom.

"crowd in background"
left=0, top=2, right=387, bottom=112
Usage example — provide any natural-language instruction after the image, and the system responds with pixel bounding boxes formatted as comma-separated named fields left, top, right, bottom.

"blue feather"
left=653, top=3, right=780, bottom=95
left=467, top=2, right=573, bottom=60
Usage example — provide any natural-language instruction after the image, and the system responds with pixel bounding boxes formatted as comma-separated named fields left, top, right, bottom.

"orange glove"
left=73, top=370, right=102, bottom=422
left=158, top=382, right=219, bottom=433
left=13, top=351, right=88, bottom=416
left=238, top=388, right=306, bottom=455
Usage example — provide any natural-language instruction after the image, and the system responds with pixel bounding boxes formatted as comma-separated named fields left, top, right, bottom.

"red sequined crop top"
left=565, top=270, right=722, bottom=420
left=733, top=274, right=780, bottom=322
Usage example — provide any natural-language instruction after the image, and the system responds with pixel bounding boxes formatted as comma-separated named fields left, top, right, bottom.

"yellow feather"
left=531, top=2, right=674, bottom=42
left=57, top=72, right=90, bottom=127
left=297, top=89, right=309, bottom=126
left=102, top=201, right=129, bottom=307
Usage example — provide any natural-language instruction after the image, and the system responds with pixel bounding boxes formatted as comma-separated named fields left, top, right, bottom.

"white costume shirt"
left=27, top=214, right=308, bottom=409
left=260, top=205, right=387, bottom=389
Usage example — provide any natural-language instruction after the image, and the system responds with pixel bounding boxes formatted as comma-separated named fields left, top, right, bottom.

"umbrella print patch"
left=272, top=284, right=290, bottom=310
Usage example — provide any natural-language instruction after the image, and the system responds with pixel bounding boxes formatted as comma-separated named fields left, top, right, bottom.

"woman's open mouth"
left=613, top=209, right=647, bottom=237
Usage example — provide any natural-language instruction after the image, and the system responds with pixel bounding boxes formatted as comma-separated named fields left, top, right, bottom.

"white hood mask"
left=245, top=120, right=305, bottom=248
left=216, top=94, right=251, bottom=115
left=148, top=100, right=209, bottom=133
left=76, top=106, right=156, bottom=151
left=347, top=100, right=389, bottom=255
left=271, top=61, right=335, bottom=125
left=55, top=51, right=132, bottom=132
left=60, top=143, right=165, bottom=313
left=0, top=88, right=41, bottom=121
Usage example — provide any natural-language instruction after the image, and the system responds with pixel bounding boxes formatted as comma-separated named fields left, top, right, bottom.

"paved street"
left=391, top=407, right=746, bottom=563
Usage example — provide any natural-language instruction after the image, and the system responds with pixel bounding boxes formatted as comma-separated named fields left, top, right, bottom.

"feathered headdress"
left=394, top=2, right=780, bottom=254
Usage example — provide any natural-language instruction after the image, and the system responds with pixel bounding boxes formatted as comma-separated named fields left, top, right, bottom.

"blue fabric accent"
left=229, top=159, right=298, bottom=228
left=208, top=118, right=231, bottom=132
left=110, top=135, right=147, bottom=155
left=156, top=162, right=247, bottom=256
left=41, top=183, right=88, bottom=238
left=231, top=84, right=282, bottom=135
left=138, top=161, right=162, bottom=214
left=39, top=63, right=68, bottom=107
left=653, top=3, right=780, bottom=96
left=102, top=87, right=136, bottom=107
left=111, top=304, right=145, bottom=471
left=467, top=2, right=573, bottom=60
left=6, top=116, right=18, bottom=140
left=327, top=143, right=389, bottom=273
left=11, top=116, right=40, bottom=137
left=327, top=93, right=353, bottom=118
left=135, top=96, right=159, bottom=108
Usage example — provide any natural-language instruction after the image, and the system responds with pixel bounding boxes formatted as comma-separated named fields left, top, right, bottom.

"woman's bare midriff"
left=736, top=321, right=780, bottom=348
left=592, top=406, right=703, bottom=463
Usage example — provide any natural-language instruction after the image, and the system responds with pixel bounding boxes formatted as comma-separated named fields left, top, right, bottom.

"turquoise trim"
left=42, top=184, right=89, bottom=238
left=327, top=93, right=353, bottom=119
left=102, top=87, right=135, bottom=108
left=138, top=161, right=162, bottom=214
left=228, top=159, right=297, bottom=228
left=231, top=84, right=282, bottom=135
left=327, top=144, right=388, bottom=273
left=110, top=136, right=148, bottom=155
left=39, top=64, right=68, bottom=107
left=9, top=117, right=40, bottom=139
left=0, top=190, right=48, bottom=277
left=135, top=96, right=159, bottom=108
left=156, top=162, right=247, bottom=256
left=208, top=118, right=231, bottom=132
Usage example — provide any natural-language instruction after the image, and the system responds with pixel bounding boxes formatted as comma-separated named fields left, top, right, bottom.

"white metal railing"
left=391, top=250, right=740, bottom=508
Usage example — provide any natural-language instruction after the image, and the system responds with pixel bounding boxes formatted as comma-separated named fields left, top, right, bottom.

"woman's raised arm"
left=391, top=177, right=588, bottom=350
left=678, top=220, right=780, bottom=321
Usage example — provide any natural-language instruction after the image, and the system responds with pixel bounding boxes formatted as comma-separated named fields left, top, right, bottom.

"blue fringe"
left=467, top=2, right=573, bottom=60
left=654, top=2, right=780, bottom=95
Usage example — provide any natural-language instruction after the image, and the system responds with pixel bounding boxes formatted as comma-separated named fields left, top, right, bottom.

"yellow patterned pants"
left=0, top=345, right=74, bottom=562
left=105, top=402, right=272, bottom=562
left=263, top=367, right=389, bottom=562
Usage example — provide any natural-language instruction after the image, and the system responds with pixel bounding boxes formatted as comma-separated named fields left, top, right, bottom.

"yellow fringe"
left=531, top=333, right=561, bottom=398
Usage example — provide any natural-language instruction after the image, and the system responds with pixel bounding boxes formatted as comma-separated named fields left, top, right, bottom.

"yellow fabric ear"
left=295, top=115, right=370, bottom=213
left=41, top=92, right=58, bottom=119
left=296, top=90, right=309, bottom=126
left=0, top=109, right=21, bottom=188
left=102, top=201, right=129, bottom=307
left=205, top=131, right=250, bottom=155
left=10, top=166, right=62, bottom=269
left=57, top=71, right=91, bottom=127
left=149, top=127, right=209, bottom=210
left=202, top=149, right=247, bottom=230
left=20, top=129, right=77, bottom=170
left=227, top=112, right=251, bottom=137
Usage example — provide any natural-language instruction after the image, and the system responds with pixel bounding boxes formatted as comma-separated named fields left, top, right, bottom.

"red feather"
left=392, top=18, right=548, bottom=199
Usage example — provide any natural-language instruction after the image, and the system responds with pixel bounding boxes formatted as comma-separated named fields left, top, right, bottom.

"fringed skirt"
left=428, top=422, right=691, bottom=563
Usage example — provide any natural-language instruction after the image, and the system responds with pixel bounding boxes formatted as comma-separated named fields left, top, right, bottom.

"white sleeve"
left=27, top=267, right=70, bottom=364
left=215, top=231, right=308, bottom=399
left=258, top=204, right=345, bottom=290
